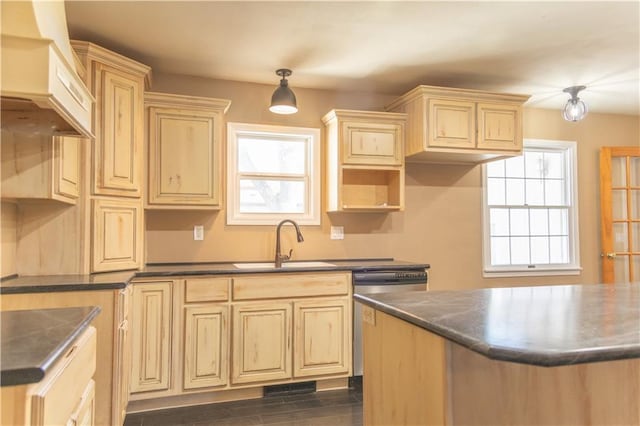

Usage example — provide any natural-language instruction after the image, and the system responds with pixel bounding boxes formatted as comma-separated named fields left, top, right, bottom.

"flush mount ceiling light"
left=269, top=69, right=298, bottom=114
left=562, top=85, right=588, bottom=122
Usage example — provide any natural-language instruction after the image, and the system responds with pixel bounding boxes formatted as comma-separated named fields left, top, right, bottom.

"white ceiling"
left=65, top=1, right=640, bottom=115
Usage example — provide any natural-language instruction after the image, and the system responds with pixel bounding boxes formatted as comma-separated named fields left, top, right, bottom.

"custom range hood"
left=1, top=0, right=94, bottom=137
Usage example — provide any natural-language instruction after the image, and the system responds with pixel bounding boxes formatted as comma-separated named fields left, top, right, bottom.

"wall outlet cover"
left=330, top=226, right=344, bottom=240
left=194, top=225, right=204, bottom=241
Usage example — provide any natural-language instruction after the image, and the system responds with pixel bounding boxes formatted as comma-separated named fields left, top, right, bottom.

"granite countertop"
left=1, top=258, right=429, bottom=294
left=354, top=283, right=640, bottom=367
left=1, top=306, right=101, bottom=386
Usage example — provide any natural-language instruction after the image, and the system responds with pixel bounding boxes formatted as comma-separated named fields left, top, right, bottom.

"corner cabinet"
left=386, top=85, right=530, bottom=164
left=145, top=92, right=231, bottom=209
left=322, top=109, right=407, bottom=212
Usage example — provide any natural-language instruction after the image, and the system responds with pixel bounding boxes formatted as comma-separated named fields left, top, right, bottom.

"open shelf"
left=338, top=168, right=403, bottom=211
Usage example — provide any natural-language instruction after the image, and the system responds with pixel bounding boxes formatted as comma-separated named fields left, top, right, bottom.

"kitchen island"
left=355, top=283, right=640, bottom=426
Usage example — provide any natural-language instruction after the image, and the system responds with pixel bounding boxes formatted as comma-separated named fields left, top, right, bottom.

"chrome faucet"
left=274, top=219, right=304, bottom=268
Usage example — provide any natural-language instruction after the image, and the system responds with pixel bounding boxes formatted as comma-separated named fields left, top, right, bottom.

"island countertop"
left=354, top=283, right=640, bottom=367
left=1, top=306, right=101, bottom=386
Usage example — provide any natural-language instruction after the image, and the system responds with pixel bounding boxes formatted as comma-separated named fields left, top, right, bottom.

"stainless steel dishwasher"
left=353, top=268, right=429, bottom=376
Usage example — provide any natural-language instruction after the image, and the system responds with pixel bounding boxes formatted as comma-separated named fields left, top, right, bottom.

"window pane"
left=544, top=152, right=564, bottom=179
left=613, top=223, right=629, bottom=252
left=530, top=209, right=549, bottom=236
left=548, top=208, right=568, bottom=235
left=525, top=179, right=544, bottom=205
left=631, top=190, right=640, bottom=219
left=505, top=156, right=524, bottom=178
left=612, top=190, right=628, bottom=220
left=506, top=178, right=525, bottom=205
left=613, top=255, right=630, bottom=283
left=491, top=237, right=511, bottom=265
left=544, top=179, right=565, bottom=205
left=611, top=157, right=627, bottom=187
left=238, top=137, right=306, bottom=174
left=632, top=223, right=640, bottom=251
left=630, top=157, right=640, bottom=186
left=510, top=236, right=530, bottom=264
left=549, top=236, right=569, bottom=263
left=531, top=236, right=550, bottom=264
left=525, top=151, right=543, bottom=178
left=487, top=178, right=506, bottom=205
left=489, top=208, right=509, bottom=236
left=239, top=179, right=305, bottom=213
left=510, top=209, right=529, bottom=236
left=486, top=161, right=505, bottom=178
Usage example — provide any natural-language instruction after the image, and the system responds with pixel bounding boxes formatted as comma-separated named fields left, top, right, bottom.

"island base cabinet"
left=362, top=308, right=640, bottom=426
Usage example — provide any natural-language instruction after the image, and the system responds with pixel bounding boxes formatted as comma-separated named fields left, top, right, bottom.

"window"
left=482, top=139, right=580, bottom=276
left=227, top=122, right=320, bottom=225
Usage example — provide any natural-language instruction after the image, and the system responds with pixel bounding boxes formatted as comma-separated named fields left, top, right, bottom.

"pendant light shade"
left=269, top=69, right=298, bottom=114
left=562, top=85, right=588, bottom=122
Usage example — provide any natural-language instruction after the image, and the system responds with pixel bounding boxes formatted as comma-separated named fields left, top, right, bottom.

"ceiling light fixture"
left=269, top=69, right=298, bottom=114
left=562, top=85, right=588, bottom=122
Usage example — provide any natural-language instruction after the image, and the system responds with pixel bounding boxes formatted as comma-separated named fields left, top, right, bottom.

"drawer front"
left=185, top=277, right=230, bottom=303
left=233, top=273, right=350, bottom=300
left=29, top=326, right=97, bottom=426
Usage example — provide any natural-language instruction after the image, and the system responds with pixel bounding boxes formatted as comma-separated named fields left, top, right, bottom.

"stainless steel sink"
left=233, top=261, right=335, bottom=269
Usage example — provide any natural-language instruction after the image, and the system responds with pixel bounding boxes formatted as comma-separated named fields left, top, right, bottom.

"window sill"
left=483, top=266, right=582, bottom=278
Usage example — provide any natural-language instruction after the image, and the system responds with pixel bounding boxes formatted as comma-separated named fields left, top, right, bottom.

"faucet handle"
left=286, top=249, right=293, bottom=260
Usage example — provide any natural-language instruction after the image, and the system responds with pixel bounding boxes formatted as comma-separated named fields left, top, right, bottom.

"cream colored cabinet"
left=71, top=42, right=150, bottom=198
left=113, top=286, right=132, bottom=425
left=145, top=92, right=231, bottom=209
left=293, top=299, right=351, bottom=378
left=386, top=85, right=529, bottom=164
left=0, top=327, right=97, bottom=426
left=91, top=198, right=143, bottom=272
left=131, top=281, right=173, bottom=393
left=1, top=132, right=80, bottom=204
left=182, top=276, right=230, bottom=390
left=323, top=109, right=407, bottom=212
left=231, top=302, right=293, bottom=384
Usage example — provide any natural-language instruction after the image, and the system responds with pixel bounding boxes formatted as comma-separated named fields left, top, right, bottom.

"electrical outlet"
left=330, top=226, right=344, bottom=240
left=193, top=225, right=204, bottom=241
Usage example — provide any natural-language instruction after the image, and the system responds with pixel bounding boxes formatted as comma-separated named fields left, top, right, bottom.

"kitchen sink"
left=233, top=261, right=336, bottom=269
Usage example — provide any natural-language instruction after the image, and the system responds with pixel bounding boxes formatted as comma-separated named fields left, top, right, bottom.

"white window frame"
left=482, top=139, right=582, bottom=277
left=226, top=122, right=321, bottom=225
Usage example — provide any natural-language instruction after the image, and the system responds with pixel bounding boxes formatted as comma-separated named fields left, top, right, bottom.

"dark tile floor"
left=124, top=387, right=363, bottom=426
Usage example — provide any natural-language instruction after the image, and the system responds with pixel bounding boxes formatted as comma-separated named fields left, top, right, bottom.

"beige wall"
left=145, top=73, right=640, bottom=290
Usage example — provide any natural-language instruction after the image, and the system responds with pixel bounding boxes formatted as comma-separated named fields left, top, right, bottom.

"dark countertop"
left=354, top=283, right=640, bottom=367
left=1, top=306, right=101, bottom=386
left=1, top=258, right=428, bottom=294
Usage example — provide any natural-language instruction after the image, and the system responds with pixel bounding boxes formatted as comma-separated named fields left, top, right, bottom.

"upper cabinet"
left=144, top=92, right=231, bottom=209
left=71, top=41, right=151, bottom=198
left=386, top=85, right=530, bottom=164
left=323, top=109, right=407, bottom=212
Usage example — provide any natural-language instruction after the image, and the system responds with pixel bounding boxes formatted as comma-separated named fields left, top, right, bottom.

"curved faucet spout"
left=275, top=219, right=304, bottom=268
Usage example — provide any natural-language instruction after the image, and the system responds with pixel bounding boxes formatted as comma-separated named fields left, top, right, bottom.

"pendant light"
left=269, top=69, right=298, bottom=114
left=562, top=85, right=588, bottom=122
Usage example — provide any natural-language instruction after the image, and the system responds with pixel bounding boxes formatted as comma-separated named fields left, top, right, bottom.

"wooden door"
left=183, top=305, right=228, bottom=389
left=148, top=107, right=220, bottom=206
left=113, top=286, right=132, bottom=425
left=293, top=299, right=351, bottom=377
left=94, top=63, right=143, bottom=197
left=427, top=98, right=475, bottom=149
left=600, top=147, right=640, bottom=283
left=231, top=302, right=292, bottom=384
left=342, top=121, right=403, bottom=166
left=131, top=282, right=173, bottom=393
left=476, top=103, right=521, bottom=151
left=68, top=380, right=95, bottom=426
left=54, top=136, right=80, bottom=200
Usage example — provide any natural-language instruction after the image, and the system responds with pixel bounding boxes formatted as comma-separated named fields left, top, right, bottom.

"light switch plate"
left=193, top=225, right=204, bottom=241
left=330, top=226, right=344, bottom=240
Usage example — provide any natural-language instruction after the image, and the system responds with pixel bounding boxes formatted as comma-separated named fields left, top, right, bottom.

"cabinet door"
left=231, top=303, right=292, bottom=384
left=184, top=305, right=228, bottom=389
left=91, top=198, right=143, bottom=272
left=54, top=136, right=80, bottom=200
left=476, top=103, right=522, bottom=151
left=293, top=299, right=351, bottom=378
left=427, top=99, right=475, bottom=149
left=68, top=379, right=95, bottom=426
left=148, top=107, right=221, bottom=207
left=131, top=282, right=173, bottom=393
left=94, top=63, right=143, bottom=197
left=341, top=122, right=402, bottom=166
left=113, top=286, right=132, bottom=425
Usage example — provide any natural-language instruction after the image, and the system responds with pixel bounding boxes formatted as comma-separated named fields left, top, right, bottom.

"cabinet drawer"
left=185, top=277, right=230, bottom=302
left=233, top=273, right=350, bottom=300
left=29, top=326, right=97, bottom=426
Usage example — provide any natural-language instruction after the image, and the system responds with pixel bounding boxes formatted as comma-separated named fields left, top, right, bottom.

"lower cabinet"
left=129, top=272, right=352, bottom=406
